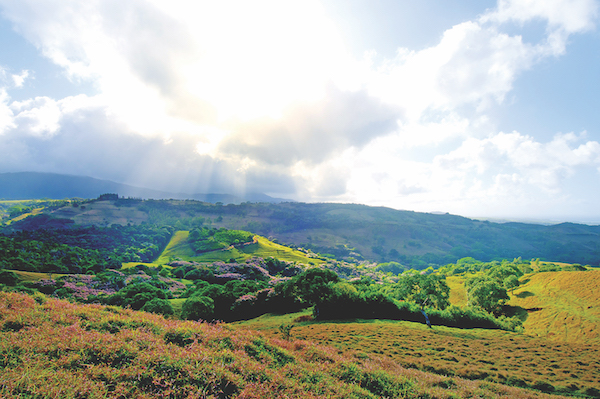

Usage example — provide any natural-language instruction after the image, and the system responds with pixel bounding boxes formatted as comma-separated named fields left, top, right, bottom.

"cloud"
left=486, top=0, right=598, bottom=33
left=11, top=70, right=29, bottom=88
left=0, top=0, right=598, bottom=220
left=434, top=131, right=600, bottom=193
left=219, top=86, right=402, bottom=167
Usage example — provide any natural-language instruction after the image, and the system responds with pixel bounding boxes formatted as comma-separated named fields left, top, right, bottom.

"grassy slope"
left=0, top=291, right=569, bottom=399
left=447, top=270, right=600, bottom=345
left=155, top=231, right=324, bottom=266
left=509, top=270, right=600, bottom=343
left=235, top=312, right=600, bottom=396
left=11, top=270, right=67, bottom=282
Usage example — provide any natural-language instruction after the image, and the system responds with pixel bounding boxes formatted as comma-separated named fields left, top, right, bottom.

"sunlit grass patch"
left=155, top=231, right=322, bottom=265
left=446, top=275, right=468, bottom=307
left=121, top=262, right=162, bottom=269
left=10, top=270, right=67, bottom=282
left=509, top=270, right=600, bottom=344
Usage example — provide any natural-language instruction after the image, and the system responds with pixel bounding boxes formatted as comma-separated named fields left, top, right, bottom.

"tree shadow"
left=515, top=291, right=534, bottom=298
left=501, top=305, right=529, bottom=321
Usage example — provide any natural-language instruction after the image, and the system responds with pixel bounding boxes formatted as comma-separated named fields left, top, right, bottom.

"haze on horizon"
left=0, top=0, right=599, bottom=224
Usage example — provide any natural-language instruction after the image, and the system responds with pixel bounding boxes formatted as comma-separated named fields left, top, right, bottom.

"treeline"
left=0, top=224, right=173, bottom=273
left=176, top=266, right=523, bottom=331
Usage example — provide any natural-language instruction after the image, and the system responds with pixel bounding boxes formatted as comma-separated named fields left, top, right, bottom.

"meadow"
left=0, top=291, right=575, bottom=399
left=235, top=311, right=600, bottom=397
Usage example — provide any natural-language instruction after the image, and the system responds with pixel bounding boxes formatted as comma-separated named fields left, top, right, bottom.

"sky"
left=0, top=0, right=600, bottom=224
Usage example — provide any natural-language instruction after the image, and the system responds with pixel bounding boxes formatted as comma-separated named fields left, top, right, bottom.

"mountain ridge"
left=0, top=172, right=289, bottom=204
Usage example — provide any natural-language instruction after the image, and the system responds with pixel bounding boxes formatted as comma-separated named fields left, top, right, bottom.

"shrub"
left=181, top=295, right=214, bottom=321
left=0, top=270, right=19, bottom=286
left=141, top=298, right=174, bottom=316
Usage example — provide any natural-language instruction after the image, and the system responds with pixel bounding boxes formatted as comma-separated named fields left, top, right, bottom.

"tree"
left=283, top=268, right=339, bottom=317
left=393, top=273, right=450, bottom=310
left=0, top=270, right=19, bottom=286
left=181, top=296, right=214, bottom=321
left=503, top=275, right=519, bottom=294
left=142, top=298, right=174, bottom=316
left=466, top=276, right=509, bottom=314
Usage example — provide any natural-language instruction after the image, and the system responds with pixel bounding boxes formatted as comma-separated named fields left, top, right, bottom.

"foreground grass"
left=235, top=312, right=600, bottom=397
left=0, top=292, right=567, bottom=399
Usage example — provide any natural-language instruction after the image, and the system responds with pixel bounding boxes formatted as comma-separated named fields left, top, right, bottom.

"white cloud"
left=0, top=0, right=598, bottom=220
left=0, top=89, right=15, bottom=134
left=11, top=70, right=29, bottom=88
left=486, top=0, right=598, bottom=33
left=434, top=131, right=600, bottom=193
left=10, top=96, right=62, bottom=137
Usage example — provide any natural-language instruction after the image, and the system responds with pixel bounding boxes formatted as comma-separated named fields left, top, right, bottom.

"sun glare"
left=163, top=0, right=350, bottom=122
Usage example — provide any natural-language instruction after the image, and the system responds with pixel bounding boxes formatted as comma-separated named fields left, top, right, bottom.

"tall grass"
left=0, top=291, right=569, bottom=398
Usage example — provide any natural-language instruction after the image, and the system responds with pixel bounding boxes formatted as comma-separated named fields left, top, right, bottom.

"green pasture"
left=154, top=231, right=324, bottom=265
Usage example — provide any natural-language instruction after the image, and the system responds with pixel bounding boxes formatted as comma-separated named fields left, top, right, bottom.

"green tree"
left=141, top=298, right=174, bottom=316
left=181, top=296, right=214, bottom=321
left=503, top=274, right=519, bottom=294
left=466, top=276, right=509, bottom=314
left=0, top=270, right=19, bottom=286
left=283, top=268, right=339, bottom=317
left=393, top=273, right=450, bottom=310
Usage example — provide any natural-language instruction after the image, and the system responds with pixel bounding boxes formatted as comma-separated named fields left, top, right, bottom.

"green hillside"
left=155, top=230, right=324, bottom=266
left=12, top=198, right=600, bottom=268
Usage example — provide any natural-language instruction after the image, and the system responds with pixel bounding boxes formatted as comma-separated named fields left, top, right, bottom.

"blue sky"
left=0, top=0, right=599, bottom=223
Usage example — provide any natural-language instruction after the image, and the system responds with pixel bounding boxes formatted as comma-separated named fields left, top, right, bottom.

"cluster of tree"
left=0, top=224, right=173, bottom=273
left=188, top=227, right=254, bottom=253
left=174, top=267, right=521, bottom=330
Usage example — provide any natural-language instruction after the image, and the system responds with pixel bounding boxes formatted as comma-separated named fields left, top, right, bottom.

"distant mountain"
left=0, top=172, right=288, bottom=204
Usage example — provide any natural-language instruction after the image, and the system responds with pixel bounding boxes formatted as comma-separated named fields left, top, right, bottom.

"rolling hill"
left=446, top=270, right=600, bottom=345
left=13, top=198, right=599, bottom=268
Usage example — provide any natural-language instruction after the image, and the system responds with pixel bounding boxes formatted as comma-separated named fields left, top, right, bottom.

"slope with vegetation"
left=0, top=291, right=574, bottom=399
left=235, top=311, right=600, bottom=397
left=19, top=198, right=600, bottom=268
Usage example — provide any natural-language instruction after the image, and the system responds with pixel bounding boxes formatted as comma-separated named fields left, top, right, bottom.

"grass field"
left=509, top=270, right=600, bottom=344
left=0, top=291, right=574, bottom=398
left=154, top=231, right=324, bottom=266
left=234, top=312, right=600, bottom=396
